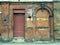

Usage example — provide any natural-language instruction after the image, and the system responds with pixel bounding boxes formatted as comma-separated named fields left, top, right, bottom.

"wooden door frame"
left=13, top=9, right=25, bottom=38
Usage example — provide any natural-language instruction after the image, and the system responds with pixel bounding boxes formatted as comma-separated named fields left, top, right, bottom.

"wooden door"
left=13, top=13, right=25, bottom=37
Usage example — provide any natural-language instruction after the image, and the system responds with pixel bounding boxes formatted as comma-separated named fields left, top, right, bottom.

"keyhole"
left=4, top=19, right=6, bottom=21
left=28, top=16, right=31, bottom=18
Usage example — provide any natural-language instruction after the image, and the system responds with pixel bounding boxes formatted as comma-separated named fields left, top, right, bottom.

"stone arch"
left=35, top=5, right=53, bottom=40
left=35, top=5, right=52, bottom=17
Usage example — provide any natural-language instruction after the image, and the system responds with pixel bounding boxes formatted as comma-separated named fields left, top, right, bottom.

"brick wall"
left=0, top=2, right=53, bottom=41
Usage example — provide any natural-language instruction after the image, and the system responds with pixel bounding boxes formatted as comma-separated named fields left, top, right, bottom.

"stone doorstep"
left=35, top=41, right=51, bottom=43
left=11, top=37, right=25, bottom=43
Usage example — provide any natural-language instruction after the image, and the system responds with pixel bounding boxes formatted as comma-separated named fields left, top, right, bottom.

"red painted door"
left=13, top=13, right=25, bottom=37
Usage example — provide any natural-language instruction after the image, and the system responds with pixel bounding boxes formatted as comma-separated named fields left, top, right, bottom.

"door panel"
left=13, top=14, right=25, bottom=37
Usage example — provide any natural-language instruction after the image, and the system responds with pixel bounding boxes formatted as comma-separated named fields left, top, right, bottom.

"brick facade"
left=0, top=2, right=55, bottom=42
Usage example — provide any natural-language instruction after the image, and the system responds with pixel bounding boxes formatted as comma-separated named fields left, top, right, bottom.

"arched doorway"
left=35, top=8, right=52, bottom=41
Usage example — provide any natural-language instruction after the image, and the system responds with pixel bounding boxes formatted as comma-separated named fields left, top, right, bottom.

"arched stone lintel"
left=35, top=6, right=52, bottom=17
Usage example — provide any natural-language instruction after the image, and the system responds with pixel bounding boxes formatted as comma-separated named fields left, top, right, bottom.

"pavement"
left=0, top=42, right=60, bottom=45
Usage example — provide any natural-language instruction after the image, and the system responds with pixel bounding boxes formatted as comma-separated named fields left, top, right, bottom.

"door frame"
left=13, top=9, right=25, bottom=38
